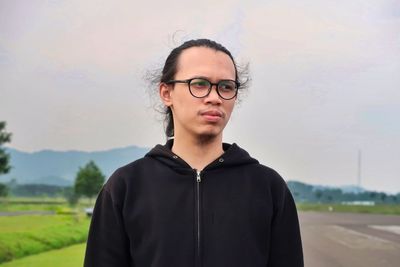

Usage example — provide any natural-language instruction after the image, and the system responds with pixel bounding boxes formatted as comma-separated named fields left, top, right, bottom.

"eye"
left=190, top=79, right=210, bottom=90
left=218, top=81, right=236, bottom=91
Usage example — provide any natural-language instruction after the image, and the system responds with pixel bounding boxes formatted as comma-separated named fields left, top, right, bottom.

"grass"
left=0, top=243, right=86, bottom=267
left=297, top=203, right=400, bottom=215
left=0, top=214, right=90, bottom=264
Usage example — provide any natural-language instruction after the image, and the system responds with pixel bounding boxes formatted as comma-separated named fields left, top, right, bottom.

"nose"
left=204, top=85, right=223, bottom=104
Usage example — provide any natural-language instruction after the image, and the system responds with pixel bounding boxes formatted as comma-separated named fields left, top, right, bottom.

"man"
left=84, top=39, right=303, bottom=266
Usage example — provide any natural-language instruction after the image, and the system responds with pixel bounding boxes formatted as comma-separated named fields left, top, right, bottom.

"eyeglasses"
left=166, top=78, right=240, bottom=100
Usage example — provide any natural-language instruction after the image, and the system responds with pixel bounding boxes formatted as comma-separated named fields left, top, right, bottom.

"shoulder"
left=258, top=164, right=287, bottom=185
left=253, top=164, right=296, bottom=211
left=101, top=157, right=156, bottom=201
left=247, top=163, right=289, bottom=191
left=233, top=155, right=292, bottom=205
left=226, top=143, right=289, bottom=189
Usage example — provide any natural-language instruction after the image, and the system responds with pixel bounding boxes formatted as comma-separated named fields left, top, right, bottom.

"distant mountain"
left=0, top=146, right=149, bottom=186
left=287, top=180, right=398, bottom=204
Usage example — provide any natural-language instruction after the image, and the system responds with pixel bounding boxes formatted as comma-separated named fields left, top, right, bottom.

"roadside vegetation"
left=0, top=243, right=86, bottom=267
left=297, top=203, right=400, bottom=215
left=0, top=205, right=90, bottom=264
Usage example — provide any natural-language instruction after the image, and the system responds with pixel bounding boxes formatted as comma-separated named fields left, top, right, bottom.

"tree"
left=0, top=183, right=9, bottom=197
left=0, top=121, right=12, bottom=175
left=74, top=160, right=105, bottom=203
left=314, top=190, right=323, bottom=202
left=63, top=186, right=79, bottom=206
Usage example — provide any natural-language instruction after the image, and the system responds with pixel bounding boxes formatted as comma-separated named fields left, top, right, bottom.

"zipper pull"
left=196, top=170, right=201, bottom=183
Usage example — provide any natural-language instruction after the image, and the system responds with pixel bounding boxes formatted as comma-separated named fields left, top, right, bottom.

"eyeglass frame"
left=165, top=77, right=240, bottom=100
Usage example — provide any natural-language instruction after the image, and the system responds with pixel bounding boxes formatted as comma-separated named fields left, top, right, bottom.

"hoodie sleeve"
left=84, top=186, right=132, bottom=267
left=267, top=181, right=304, bottom=267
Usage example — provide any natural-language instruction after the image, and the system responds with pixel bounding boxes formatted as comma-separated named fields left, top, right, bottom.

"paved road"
left=0, top=211, right=55, bottom=216
left=299, top=211, right=400, bottom=267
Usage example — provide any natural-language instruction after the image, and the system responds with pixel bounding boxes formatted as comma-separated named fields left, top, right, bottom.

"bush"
left=0, top=214, right=90, bottom=264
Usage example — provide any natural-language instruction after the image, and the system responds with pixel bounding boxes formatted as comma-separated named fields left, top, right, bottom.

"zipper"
left=195, top=170, right=202, bottom=267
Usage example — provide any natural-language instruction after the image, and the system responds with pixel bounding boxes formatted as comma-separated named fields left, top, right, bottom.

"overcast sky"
left=1, top=0, right=399, bottom=193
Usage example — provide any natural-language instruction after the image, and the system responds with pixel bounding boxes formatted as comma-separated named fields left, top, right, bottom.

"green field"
left=0, top=244, right=86, bottom=267
left=0, top=198, right=91, bottom=264
left=297, top=203, right=400, bottom=215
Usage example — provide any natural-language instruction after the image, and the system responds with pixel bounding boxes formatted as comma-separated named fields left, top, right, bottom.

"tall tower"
left=357, top=149, right=362, bottom=191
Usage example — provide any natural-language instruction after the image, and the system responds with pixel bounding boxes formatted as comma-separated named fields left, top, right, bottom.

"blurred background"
left=0, top=0, right=399, bottom=266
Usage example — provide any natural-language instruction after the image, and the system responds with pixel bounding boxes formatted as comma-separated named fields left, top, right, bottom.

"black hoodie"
left=84, top=140, right=303, bottom=267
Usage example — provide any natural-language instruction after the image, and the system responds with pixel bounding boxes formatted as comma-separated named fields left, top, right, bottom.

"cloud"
left=1, top=0, right=399, bottom=193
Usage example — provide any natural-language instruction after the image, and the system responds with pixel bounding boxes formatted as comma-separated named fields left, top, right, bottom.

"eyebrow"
left=189, top=76, right=236, bottom=81
left=190, top=76, right=210, bottom=80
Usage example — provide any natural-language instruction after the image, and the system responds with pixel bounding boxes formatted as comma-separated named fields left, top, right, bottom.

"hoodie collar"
left=145, top=139, right=258, bottom=171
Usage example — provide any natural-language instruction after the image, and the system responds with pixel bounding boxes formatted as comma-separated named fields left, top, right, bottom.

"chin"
left=196, top=133, right=219, bottom=144
left=196, top=127, right=224, bottom=143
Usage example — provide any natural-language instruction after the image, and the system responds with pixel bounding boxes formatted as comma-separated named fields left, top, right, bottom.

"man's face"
left=160, top=46, right=237, bottom=141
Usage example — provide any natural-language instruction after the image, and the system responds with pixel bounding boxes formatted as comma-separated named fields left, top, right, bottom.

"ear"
left=159, top=83, right=173, bottom=107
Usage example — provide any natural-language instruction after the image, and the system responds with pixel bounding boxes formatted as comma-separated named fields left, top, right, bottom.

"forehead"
left=175, top=46, right=236, bottom=80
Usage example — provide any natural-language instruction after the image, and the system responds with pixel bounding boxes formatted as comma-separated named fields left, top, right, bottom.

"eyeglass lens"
left=189, top=78, right=237, bottom=99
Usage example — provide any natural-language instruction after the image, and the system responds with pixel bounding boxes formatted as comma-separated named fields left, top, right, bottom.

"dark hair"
left=158, top=39, right=249, bottom=138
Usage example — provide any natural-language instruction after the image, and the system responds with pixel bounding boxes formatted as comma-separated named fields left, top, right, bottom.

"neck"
left=171, top=133, right=224, bottom=171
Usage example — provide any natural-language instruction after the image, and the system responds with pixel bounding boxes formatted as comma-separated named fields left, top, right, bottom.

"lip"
left=199, top=109, right=224, bottom=122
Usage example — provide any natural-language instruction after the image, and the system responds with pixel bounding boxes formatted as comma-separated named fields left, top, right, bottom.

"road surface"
left=0, top=211, right=55, bottom=216
left=299, top=211, right=400, bottom=267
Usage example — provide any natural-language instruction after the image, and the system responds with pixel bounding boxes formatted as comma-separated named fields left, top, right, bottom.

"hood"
left=145, top=139, right=259, bottom=172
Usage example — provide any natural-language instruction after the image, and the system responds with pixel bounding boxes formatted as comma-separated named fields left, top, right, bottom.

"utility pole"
left=357, top=149, right=362, bottom=192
